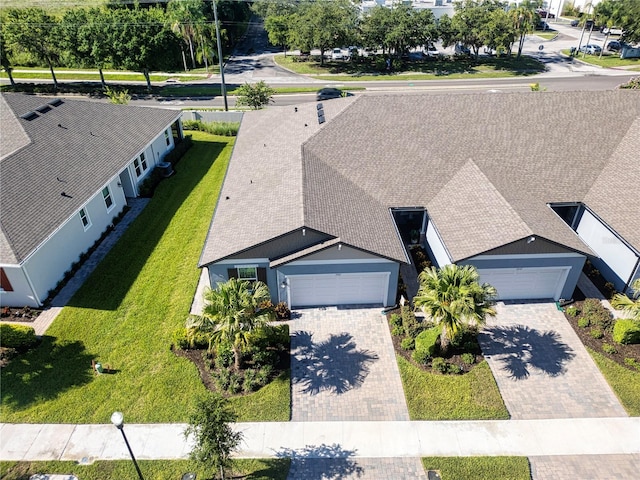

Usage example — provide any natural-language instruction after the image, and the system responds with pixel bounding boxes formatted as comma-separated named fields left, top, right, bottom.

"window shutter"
left=0, top=268, right=13, bottom=292
left=227, top=268, right=238, bottom=280
left=257, top=267, right=267, bottom=284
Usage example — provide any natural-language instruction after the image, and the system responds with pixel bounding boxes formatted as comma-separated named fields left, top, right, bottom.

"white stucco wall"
left=426, top=219, right=451, bottom=268
left=22, top=176, right=126, bottom=304
left=0, top=266, right=38, bottom=307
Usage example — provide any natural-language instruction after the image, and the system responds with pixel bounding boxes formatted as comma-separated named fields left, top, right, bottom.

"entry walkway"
left=2, top=418, right=639, bottom=461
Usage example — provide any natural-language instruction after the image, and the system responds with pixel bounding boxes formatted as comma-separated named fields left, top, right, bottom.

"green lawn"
left=398, top=356, right=509, bottom=420
left=562, top=49, right=640, bottom=70
left=588, top=347, right=640, bottom=416
left=422, top=457, right=531, bottom=480
left=0, top=459, right=290, bottom=480
left=0, top=132, right=289, bottom=424
left=0, top=70, right=206, bottom=82
left=275, top=54, right=545, bottom=81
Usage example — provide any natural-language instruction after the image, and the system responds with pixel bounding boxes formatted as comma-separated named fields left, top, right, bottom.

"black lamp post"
left=111, top=411, right=144, bottom=480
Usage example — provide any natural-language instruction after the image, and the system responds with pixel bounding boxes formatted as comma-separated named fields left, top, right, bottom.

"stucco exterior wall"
left=0, top=266, right=37, bottom=307
left=426, top=219, right=451, bottom=267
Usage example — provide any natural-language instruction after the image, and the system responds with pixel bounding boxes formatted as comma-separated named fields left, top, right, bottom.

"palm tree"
left=413, top=264, right=497, bottom=352
left=186, top=278, right=275, bottom=370
left=510, top=0, right=539, bottom=57
left=611, top=279, right=640, bottom=321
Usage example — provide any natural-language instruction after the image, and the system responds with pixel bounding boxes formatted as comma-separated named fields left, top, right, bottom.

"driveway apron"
left=287, top=307, right=426, bottom=479
left=478, top=301, right=627, bottom=420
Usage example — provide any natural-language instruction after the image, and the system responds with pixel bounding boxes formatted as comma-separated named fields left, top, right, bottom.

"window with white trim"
left=133, top=152, right=148, bottom=178
left=79, top=208, right=91, bottom=230
left=165, top=129, right=171, bottom=147
left=237, top=266, right=258, bottom=282
left=102, top=186, right=114, bottom=211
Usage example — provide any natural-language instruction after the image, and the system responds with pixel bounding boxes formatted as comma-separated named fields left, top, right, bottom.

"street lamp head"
left=111, top=411, right=124, bottom=429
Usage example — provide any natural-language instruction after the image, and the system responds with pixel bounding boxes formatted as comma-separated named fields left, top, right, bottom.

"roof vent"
left=48, top=99, right=64, bottom=107
left=20, top=111, right=38, bottom=121
left=35, top=104, right=52, bottom=114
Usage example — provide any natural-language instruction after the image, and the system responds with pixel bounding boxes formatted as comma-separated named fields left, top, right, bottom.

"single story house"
left=0, top=93, right=183, bottom=307
left=199, top=91, right=640, bottom=308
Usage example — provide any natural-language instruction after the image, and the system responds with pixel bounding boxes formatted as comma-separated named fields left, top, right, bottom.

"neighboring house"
left=0, top=93, right=183, bottom=307
left=199, top=91, right=640, bottom=309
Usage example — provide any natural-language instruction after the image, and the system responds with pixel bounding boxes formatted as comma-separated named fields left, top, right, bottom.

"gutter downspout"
left=22, top=265, right=43, bottom=307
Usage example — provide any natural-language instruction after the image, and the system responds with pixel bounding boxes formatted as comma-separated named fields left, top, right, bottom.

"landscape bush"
left=581, top=299, right=614, bottom=332
left=182, top=120, right=239, bottom=136
left=565, top=306, right=579, bottom=317
left=412, top=349, right=431, bottom=365
left=431, top=357, right=448, bottom=374
left=590, top=328, right=604, bottom=339
left=389, top=313, right=402, bottom=328
left=0, top=323, right=38, bottom=350
left=414, top=326, right=440, bottom=358
left=391, top=325, right=404, bottom=336
left=447, top=363, right=463, bottom=375
left=273, top=302, right=291, bottom=320
left=577, top=316, right=590, bottom=328
left=461, top=352, right=475, bottom=365
left=401, top=337, right=415, bottom=351
left=612, top=319, right=640, bottom=345
left=602, top=343, right=618, bottom=355
left=624, top=357, right=640, bottom=371
left=401, top=305, right=423, bottom=338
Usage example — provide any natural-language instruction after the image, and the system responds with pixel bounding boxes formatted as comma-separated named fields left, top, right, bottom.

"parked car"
left=570, top=19, right=579, bottom=27
left=331, top=48, right=344, bottom=60
left=579, top=44, right=602, bottom=55
left=535, top=21, right=550, bottom=30
left=316, top=87, right=344, bottom=101
left=536, top=9, right=555, bottom=19
left=585, top=19, right=599, bottom=31
left=454, top=43, right=470, bottom=55
left=607, top=40, right=623, bottom=52
left=601, top=27, right=623, bottom=35
left=425, top=43, right=442, bottom=58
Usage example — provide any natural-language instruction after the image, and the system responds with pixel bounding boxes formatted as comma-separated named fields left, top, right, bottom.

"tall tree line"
left=1, top=1, right=251, bottom=89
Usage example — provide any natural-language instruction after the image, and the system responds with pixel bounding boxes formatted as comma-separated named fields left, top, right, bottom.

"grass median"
left=422, top=457, right=531, bottom=480
left=588, top=347, right=640, bottom=416
left=0, top=131, right=290, bottom=424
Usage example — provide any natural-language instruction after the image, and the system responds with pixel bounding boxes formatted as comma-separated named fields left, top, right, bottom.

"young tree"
left=0, top=30, right=16, bottom=87
left=167, top=0, right=207, bottom=70
left=184, top=393, right=242, bottom=480
left=413, top=264, right=497, bottom=352
left=2, top=8, right=60, bottom=89
left=186, top=277, right=275, bottom=370
left=234, top=80, right=275, bottom=109
left=510, top=0, right=539, bottom=58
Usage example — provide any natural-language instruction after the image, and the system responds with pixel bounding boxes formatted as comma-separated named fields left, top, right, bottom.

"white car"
left=425, top=44, right=442, bottom=57
left=579, top=44, right=602, bottom=55
left=331, top=48, right=344, bottom=60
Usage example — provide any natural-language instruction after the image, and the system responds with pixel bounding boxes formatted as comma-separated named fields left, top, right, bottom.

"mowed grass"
left=0, top=70, right=207, bottom=82
left=588, top=347, right=640, bottom=416
left=0, top=131, right=288, bottom=423
left=422, top=456, right=531, bottom=480
left=562, top=49, right=640, bottom=70
left=398, top=356, right=509, bottom=420
left=0, top=459, right=290, bottom=480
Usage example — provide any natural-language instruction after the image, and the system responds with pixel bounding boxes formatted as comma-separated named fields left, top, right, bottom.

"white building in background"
left=360, top=0, right=454, bottom=20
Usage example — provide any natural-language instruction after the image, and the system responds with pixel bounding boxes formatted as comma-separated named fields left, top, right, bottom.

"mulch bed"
left=386, top=308, right=483, bottom=374
left=564, top=299, right=640, bottom=369
left=0, top=306, right=41, bottom=323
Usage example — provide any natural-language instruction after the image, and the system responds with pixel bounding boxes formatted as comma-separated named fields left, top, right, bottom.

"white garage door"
left=477, top=267, right=570, bottom=301
left=288, top=273, right=389, bottom=307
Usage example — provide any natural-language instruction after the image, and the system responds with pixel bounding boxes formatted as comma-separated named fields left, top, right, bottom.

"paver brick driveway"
left=288, top=307, right=410, bottom=422
left=478, top=301, right=627, bottom=420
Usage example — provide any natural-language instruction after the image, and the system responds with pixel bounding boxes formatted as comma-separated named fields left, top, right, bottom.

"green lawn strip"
left=588, top=347, right=640, bottom=416
left=0, top=459, right=290, bottom=480
left=398, top=356, right=509, bottom=420
left=231, top=370, right=291, bottom=422
left=535, top=32, right=558, bottom=40
left=274, top=53, right=543, bottom=80
left=421, top=456, right=531, bottom=480
left=561, top=49, right=640, bottom=69
left=0, top=71, right=207, bottom=82
left=0, top=132, right=283, bottom=424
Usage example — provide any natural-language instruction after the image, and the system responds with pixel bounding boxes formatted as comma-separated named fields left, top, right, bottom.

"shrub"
left=214, top=342, right=234, bottom=369
left=274, top=302, right=291, bottom=320
left=389, top=313, right=402, bottom=328
left=431, top=357, right=448, bottom=374
left=182, top=120, right=239, bottom=136
left=414, top=326, right=440, bottom=358
left=577, top=316, right=590, bottom=328
left=582, top=298, right=601, bottom=315
left=391, top=325, right=404, bottom=336
left=163, top=135, right=193, bottom=167
left=228, top=372, right=242, bottom=394
left=412, top=349, right=431, bottom=365
left=602, top=343, right=618, bottom=355
left=463, top=340, right=480, bottom=354
left=461, top=352, right=475, bottom=365
left=401, top=306, right=423, bottom=338
left=590, top=328, right=604, bottom=339
left=401, top=337, right=415, bottom=351
left=215, top=368, right=231, bottom=391
left=243, top=369, right=259, bottom=393
left=172, top=327, right=189, bottom=350
left=565, top=306, right=579, bottom=317
left=251, top=349, right=278, bottom=367
left=0, top=323, right=38, bottom=350
left=256, top=365, right=273, bottom=385
left=138, top=167, right=163, bottom=197
left=447, top=363, right=463, bottom=375
left=186, top=328, right=210, bottom=350
left=613, top=319, right=640, bottom=345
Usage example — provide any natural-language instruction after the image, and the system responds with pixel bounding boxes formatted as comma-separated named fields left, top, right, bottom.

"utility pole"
left=212, top=0, right=228, bottom=111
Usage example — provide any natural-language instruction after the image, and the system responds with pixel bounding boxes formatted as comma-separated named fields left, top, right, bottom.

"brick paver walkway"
left=479, top=301, right=627, bottom=420
left=529, top=454, right=640, bottom=479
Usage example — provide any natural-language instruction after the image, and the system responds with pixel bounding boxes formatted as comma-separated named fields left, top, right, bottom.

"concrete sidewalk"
left=2, top=418, right=639, bottom=462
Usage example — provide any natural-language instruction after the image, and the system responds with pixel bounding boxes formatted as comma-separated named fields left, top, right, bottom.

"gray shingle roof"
left=201, top=90, right=640, bottom=266
left=0, top=93, right=180, bottom=263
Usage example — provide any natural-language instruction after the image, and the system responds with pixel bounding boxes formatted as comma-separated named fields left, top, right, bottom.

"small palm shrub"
left=461, top=352, right=475, bottom=365
left=590, top=328, right=604, bottom=339
left=577, top=316, right=590, bottom=328
left=447, top=363, right=463, bottom=375
left=431, top=357, right=447, bottom=374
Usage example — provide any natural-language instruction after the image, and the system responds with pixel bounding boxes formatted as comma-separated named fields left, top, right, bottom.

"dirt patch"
left=564, top=300, right=640, bottom=370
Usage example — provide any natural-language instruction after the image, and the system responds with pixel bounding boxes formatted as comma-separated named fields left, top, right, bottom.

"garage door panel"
left=288, top=273, right=388, bottom=307
left=478, top=268, right=568, bottom=301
